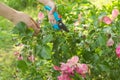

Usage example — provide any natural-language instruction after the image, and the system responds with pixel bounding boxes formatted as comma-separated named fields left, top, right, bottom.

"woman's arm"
left=0, top=3, right=17, bottom=22
left=0, top=3, right=40, bottom=34
left=0, top=0, right=56, bottom=34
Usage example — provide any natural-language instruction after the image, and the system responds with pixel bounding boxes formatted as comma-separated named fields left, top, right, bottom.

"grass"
left=0, top=17, right=14, bottom=48
left=0, top=17, right=14, bottom=75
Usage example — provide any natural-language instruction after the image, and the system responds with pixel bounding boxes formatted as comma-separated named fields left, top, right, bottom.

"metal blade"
left=58, top=21, right=69, bottom=32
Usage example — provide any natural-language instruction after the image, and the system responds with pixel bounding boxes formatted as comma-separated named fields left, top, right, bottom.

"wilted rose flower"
left=14, top=51, right=19, bottom=56
left=76, top=63, right=88, bottom=78
left=106, top=38, right=114, bottom=47
left=102, top=16, right=112, bottom=24
left=28, top=54, right=35, bottom=62
left=112, top=9, right=119, bottom=19
left=38, top=12, right=44, bottom=20
left=17, top=54, right=23, bottom=60
left=116, top=45, right=120, bottom=58
left=19, top=43, right=24, bottom=47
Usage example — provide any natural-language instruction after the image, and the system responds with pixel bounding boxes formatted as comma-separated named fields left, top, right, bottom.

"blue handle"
left=45, top=6, right=61, bottom=21
left=45, top=6, right=60, bottom=30
left=53, top=24, right=60, bottom=30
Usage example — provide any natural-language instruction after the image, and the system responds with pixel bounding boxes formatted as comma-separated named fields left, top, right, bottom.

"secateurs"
left=44, top=6, right=69, bottom=32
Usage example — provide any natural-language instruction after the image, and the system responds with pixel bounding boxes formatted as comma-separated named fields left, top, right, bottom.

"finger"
left=48, top=15, right=53, bottom=23
left=49, top=5, right=56, bottom=15
left=53, top=20, right=56, bottom=24
left=30, top=18, right=40, bottom=34
left=48, top=14, right=55, bottom=22
left=30, top=18, right=40, bottom=29
left=51, top=20, right=54, bottom=24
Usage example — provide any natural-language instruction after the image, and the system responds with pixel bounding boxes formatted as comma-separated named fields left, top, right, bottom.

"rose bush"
left=1, top=0, right=119, bottom=80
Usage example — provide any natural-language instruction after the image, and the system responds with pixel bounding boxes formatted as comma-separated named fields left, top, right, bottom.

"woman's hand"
left=46, top=1, right=56, bottom=24
left=38, top=0, right=56, bottom=24
left=13, top=12, right=40, bottom=34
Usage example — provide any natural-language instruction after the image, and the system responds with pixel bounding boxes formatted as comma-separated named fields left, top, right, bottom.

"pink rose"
left=76, top=63, right=88, bottom=78
left=106, top=38, right=114, bottom=47
left=112, top=9, right=119, bottom=19
left=60, top=63, right=69, bottom=71
left=38, top=12, right=44, bottom=20
left=58, top=74, right=71, bottom=80
left=102, top=16, right=112, bottom=24
left=116, top=45, right=120, bottom=58
left=60, top=63, right=74, bottom=74
left=67, top=56, right=79, bottom=66
left=54, top=56, right=89, bottom=79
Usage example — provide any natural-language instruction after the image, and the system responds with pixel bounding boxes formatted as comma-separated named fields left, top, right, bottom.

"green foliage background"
left=0, top=0, right=120, bottom=80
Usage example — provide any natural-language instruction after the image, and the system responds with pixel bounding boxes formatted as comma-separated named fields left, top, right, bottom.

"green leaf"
left=98, top=12, right=106, bottom=20
left=110, top=70, right=120, bottom=80
left=13, top=22, right=27, bottom=34
left=40, top=45, right=51, bottom=59
left=98, top=64, right=110, bottom=72
left=36, top=45, right=42, bottom=55
left=34, top=76, right=42, bottom=80
left=96, top=33, right=106, bottom=47
left=25, top=28, right=34, bottom=37
left=61, top=43, right=69, bottom=54
left=83, top=51, right=94, bottom=62
left=36, top=45, right=52, bottom=59
left=17, top=60, right=28, bottom=73
left=42, top=34, right=53, bottom=44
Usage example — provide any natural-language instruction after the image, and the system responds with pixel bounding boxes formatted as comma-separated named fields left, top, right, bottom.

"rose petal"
left=102, top=16, right=112, bottom=24
left=112, top=9, right=119, bottom=19
left=38, top=12, right=44, bottom=20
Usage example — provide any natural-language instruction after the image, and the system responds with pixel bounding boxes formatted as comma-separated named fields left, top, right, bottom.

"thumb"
left=30, top=18, right=40, bottom=35
left=49, top=6, right=56, bottom=15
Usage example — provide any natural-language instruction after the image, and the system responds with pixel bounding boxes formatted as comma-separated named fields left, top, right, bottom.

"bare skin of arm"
left=0, top=0, right=56, bottom=34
